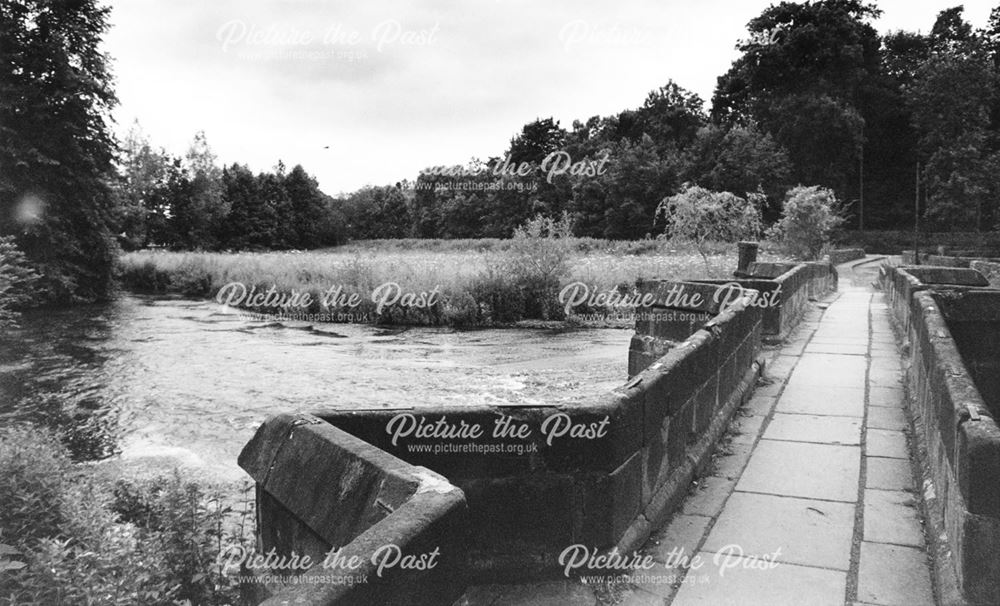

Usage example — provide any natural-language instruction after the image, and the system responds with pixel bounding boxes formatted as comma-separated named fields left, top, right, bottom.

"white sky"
left=104, top=0, right=999, bottom=195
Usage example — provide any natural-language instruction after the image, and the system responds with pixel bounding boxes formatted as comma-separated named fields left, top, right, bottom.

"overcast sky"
left=104, top=0, right=999, bottom=195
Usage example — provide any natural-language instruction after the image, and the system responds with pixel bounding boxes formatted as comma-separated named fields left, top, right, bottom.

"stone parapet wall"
left=970, top=260, right=1000, bottom=288
left=315, top=295, right=763, bottom=580
left=826, top=248, right=866, bottom=265
left=238, top=414, right=469, bottom=606
left=882, top=267, right=1000, bottom=604
left=240, top=288, right=765, bottom=598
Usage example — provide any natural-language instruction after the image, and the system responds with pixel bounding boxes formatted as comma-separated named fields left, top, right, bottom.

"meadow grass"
left=117, top=239, right=784, bottom=326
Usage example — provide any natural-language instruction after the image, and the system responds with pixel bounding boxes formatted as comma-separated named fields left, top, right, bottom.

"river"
left=0, top=295, right=631, bottom=483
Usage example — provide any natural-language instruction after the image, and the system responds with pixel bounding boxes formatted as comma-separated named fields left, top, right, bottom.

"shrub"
left=656, top=185, right=763, bottom=274
left=768, top=185, right=846, bottom=260
left=0, top=425, right=253, bottom=606
left=498, top=213, right=574, bottom=320
left=469, top=265, right=526, bottom=323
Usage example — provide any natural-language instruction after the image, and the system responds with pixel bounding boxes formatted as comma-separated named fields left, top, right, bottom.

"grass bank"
left=117, top=239, right=782, bottom=326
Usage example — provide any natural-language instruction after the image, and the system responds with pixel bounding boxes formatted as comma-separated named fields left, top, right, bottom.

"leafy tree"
left=507, top=118, right=567, bottom=164
left=656, top=184, right=763, bottom=272
left=284, top=164, right=329, bottom=248
left=0, top=0, right=119, bottom=303
left=0, top=236, right=38, bottom=329
left=570, top=135, right=686, bottom=239
left=116, top=122, right=171, bottom=250
left=930, top=6, right=974, bottom=50
left=219, top=163, right=269, bottom=249
left=768, top=94, right=865, bottom=193
left=768, top=185, right=845, bottom=259
left=713, top=1, right=881, bottom=207
left=714, top=0, right=882, bottom=122
left=170, top=132, right=227, bottom=249
left=633, top=82, right=706, bottom=149
left=907, top=7, right=1000, bottom=230
left=688, top=124, right=792, bottom=216
left=342, top=185, right=413, bottom=239
left=256, top=170, right=294, bottom=248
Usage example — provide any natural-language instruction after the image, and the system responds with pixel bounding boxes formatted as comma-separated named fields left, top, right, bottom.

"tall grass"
left=118, top=239, right=781, bottom=326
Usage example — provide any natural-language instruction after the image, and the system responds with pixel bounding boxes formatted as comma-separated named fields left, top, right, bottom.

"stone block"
left=957, top=418, right=1000, bottom=518
left=460, top=473, right=575, bottom=554
left=577, top=452, right=644, bottom=547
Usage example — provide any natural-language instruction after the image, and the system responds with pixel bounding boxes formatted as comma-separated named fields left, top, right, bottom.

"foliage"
left=118, top=239, right=784, bottom=327
left=0, top=0, right=120, bottom=303
left=768, top=186, right=846, bottom=260
left=688, top=124, right=792, bottom=216
left=907, top=28, right=1000, bottom=231
left=500, top=213, right=575, bottom=320
left=0, top=425, right=253, bottom=606
left=656, top=185, right=763, bottom=272
left=0, top=237, right=38, bottom=329
left=116, top=129, right=345, bottom=251
left=116, top=123, right=172, bottom=251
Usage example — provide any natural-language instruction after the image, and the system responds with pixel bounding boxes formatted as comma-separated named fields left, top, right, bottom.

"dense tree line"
left=341, top=1, right=1000, bottom=239
left=1, top=0, right=119, bottom=303
left=6, top=0, right=1000, bottom=305
left=116, top=126, right=345, bottom=251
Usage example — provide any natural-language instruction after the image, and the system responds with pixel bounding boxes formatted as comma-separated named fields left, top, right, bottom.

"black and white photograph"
left=3, top=0, right=1000, bottom=604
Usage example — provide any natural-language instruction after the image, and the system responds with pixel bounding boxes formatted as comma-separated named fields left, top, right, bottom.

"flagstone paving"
left=457, top=257, right=938, bottom=605
left=638, top=256, right=937, bottom=606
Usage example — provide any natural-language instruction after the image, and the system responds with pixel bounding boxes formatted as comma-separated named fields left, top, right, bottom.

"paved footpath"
left=460, top=257, right=938, bottom=606
left=624, top=256, right=937, bottom=606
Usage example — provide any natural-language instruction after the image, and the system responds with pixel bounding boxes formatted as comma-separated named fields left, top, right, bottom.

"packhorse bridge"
left=239, top=247, right=1000, bottom=606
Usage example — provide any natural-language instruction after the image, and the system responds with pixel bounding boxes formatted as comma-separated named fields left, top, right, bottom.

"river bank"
left=116, top=240, right=778, bottom=327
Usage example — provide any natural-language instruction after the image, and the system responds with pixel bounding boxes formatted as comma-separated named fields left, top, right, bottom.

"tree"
left=688, top=124, right=792, bottom=217
left=341, top=185, right=412, bottom=239
left=713, top=1, right=881, bottom=205
left=634, top=81, right=706, bottom=149
left=284, top=164, right=329, bottom=248
left=656, top=184, right=763, bottom=273
left=767, top=93, right=865, bottom=194
left=907, top=7, right=1000, bottom=231
left=170, top=132, right=227, bottom=249
left=219, top=163, right=269, bottom=249
left=256, top=170, right=294, bottom=248
left=569, top=135, right=686, bottom=239
left=714, top=0, right=882, bottom=121
left=0, top=236, right=38, bottom=329
left=116, top=122, right=171, bottom=250
left=0, top=0, right=119, bottom=303
left=507, top=118, right=567, bottom=164
left=768, top=185, right=845, bottom=259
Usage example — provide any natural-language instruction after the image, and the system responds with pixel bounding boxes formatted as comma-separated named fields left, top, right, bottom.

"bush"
left=0, top=425, right=253, bottom=606
left=469, top=266, right=526, bottom=323
left=656, top=185, right=763, bottom=273
left=768, top=185, right=846, bottom=260
left=496, top=213, right=575, bottom=320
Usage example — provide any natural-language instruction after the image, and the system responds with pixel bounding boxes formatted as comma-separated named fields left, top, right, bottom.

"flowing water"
left=0, top=295, right=631, bottom=482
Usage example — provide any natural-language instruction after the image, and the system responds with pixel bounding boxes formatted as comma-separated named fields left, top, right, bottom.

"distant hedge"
left=834, top=231, right=1000, bottom=255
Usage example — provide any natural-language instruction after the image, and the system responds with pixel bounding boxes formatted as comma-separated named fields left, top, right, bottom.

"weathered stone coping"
left=879, top=265, right=991, bottom=334
left=630, top=262, right=835, bottom=359
left=239, top=413, right=468, bottom=606
left=882, top=264, right=1000, bottom=604
left=240, top=281, right=765, bottom=593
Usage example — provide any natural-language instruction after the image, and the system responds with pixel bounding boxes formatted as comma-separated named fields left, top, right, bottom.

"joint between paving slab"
left=844, top=293, right=874, bottom=605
